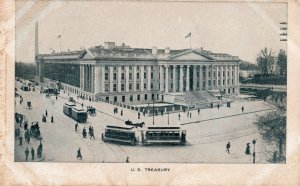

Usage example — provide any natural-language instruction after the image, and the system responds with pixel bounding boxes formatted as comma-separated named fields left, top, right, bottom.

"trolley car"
left=141, top=126, right=186, bottom=145
left=63, top=103, right=88, bottom=123
left=102, top=125, right=137, bottom=145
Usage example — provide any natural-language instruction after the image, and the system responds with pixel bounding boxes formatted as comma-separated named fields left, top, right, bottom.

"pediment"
left=169, top=50, right=214, bottom=61
left=80, top=49, right=95, bottom=59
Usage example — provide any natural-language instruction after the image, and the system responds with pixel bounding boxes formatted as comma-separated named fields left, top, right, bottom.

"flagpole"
left=190, top=35, right=192, bottom=49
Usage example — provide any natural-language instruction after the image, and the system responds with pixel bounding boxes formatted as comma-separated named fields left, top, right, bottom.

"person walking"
left=187, top=112, right=189, bottom=117
left=51, top=116, right=54, bottom=123
left=31, top=148, right=35, bottom=160
left=217, top=104, right=220, bottom=110
left=138, top=112, right=140, bottom=119
left=189, top=112, right=192, bottom=118
left=242, top=106, right=244, bottom=112
left=90, top=127, right=95, bottom=140
left=75, top=123, right=78, bottom=132
left=178, top=113, right=181, bottom=121
left=77, top=148, right=82, bottom=160
left=121, top=109, right=123, bottom=116
left=126, top=157, right=129, bottom=163
left=56, top=96, right=58, bottom=101
left=45, top=110, right=48, bottom=117
left=24, top=121, right=28, bottom=130
left=19, top=135, right=23, bottom=145
left=25, top=148, right=29, bottom=161
left=81, top=103, right=84, bottom=108
left=198, top=108, right=200, bottom=115
left=82, top=127, right=87, bottom=138
left=245, top=143, right=251, bottom=155
left=226, top=142, right=231, bottom=154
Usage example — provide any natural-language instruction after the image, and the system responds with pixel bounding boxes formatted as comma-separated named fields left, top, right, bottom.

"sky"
left=15, top=0, right=287, bottom=63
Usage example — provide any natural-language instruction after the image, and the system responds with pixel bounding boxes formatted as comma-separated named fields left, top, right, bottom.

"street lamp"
left=252, top=139, right=257, bottom=164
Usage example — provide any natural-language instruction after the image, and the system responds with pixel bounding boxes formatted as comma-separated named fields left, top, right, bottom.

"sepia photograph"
left=14, top=0, right=287, bottom=164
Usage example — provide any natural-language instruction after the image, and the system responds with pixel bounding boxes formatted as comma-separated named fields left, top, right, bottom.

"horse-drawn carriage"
left=27, top=101, right=32, bottom=109
left=87, top=106, right=96, bottom=116
left=30, top=121, right=41, bottom=139
left=125, top=120, right=145, bottom=128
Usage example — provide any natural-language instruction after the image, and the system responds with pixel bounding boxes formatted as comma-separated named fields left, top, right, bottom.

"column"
left=101, top=65, right=105, bottom=93
left=199, top=66, right=202, bottom=90
left=109, top=66, right=113, bottom=92
left=160, top=65, right=164, bottom=92
left=92, top=65, right=95, bottom=93
left=80, top=65, right=84, bottom=90
left=179, top=65, right=183, bottom=92
left=205, top=66, right=209, bottom=90
left=147, top=66, right=151, bottom=91
left=118, top=65, right=122, bottom=92
left=165, top=65, right=169, bottom=93
left=193, top=65, right=197, bottom=91
left=173, top=65, right=176, bottom=92
left=229, top=65, right=232, bottom=86
left=140, top=65, right=144, bottom=92
left=220, top=66, right=224, bottom=87
left=133, top=65, right=137, bottom=92
left=125, top=65, right=129, bottom=92
left=216, top=65, right=219, bottom=87
left=186, top=65, right=190, bottom=92
left=94, top=65, right=100, bottom=94
left=225, top=65, right=228, bottom=86
left=237, top=65, right=240, bottom=85
left=211, top=65, right=214, bottom=89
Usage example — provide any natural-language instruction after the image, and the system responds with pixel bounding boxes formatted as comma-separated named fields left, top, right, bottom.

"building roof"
left=37, top=43, right=240, bottom=61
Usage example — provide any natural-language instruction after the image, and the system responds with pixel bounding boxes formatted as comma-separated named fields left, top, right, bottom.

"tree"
left=256, top=48, right=276, bottom=76
left=255, top=108, right=286, bottom=163
left=277, top=49, right=287, bottom=75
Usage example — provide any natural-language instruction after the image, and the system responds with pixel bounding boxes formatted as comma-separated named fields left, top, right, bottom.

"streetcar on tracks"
left=141, top=126, right=186, bottom=145
left=63, top=103, right=88, bottom=123
left=101, top=125, right=137, bottom=145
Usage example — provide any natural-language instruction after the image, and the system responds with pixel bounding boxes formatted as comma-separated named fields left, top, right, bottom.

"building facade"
left=36, top=42, right=240, bottom=105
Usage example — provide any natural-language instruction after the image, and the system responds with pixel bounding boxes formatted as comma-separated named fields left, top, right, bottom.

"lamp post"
left=168, top=112, right=169, bottom=125
left=252, top=139, right=256, bottom=164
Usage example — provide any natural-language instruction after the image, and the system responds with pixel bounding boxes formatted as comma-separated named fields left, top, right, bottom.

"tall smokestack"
left=35, top=21, right=39, bottom=56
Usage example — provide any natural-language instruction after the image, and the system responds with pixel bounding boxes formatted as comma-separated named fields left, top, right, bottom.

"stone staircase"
left=173, top=90, right=222, bottom=109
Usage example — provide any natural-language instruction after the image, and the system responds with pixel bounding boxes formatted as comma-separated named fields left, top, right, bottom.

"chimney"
left=201, top=47, right=203, bottom=51
left=165, top=47, right=170, bottom=54
left=152, top=46, right=157, bottom=55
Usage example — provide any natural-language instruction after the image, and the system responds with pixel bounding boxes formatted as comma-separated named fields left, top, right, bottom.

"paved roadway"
left=14, top=82, right=276, bottom=163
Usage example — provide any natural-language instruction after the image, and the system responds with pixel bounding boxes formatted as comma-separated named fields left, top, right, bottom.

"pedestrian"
left=24, top=121, right=28, bottom=130
left=198, top=108, right=200, bottom=115
left=88, top=126, right=92, bottom=136
left=56, top=96, right=57, bottom=101
left=31, top=148, right=35, bottom=160
left=77, top=148, right=82, bottom=160
left=245, top=143, right=251, bottom=155
left=187, top=111, right=189, bottom=117
left=242, top=106, right=244, bottom=112
left=211, top=102, right=213, bottom=108
left=75, top=123, right=78, bottom=132
left=15, top=128, right=20, bottom=138
left=25, top=148, right=29, bottom=161
left=51, top=116, right=54, bottom=123
left=45, top=110, right=48, bottom=117
left=121, top=109, right=123, bottom=116
left=90, top=127, right=95, bottom=140
left=218, top=104, right=220, bottom=110
left=178, top=113, right=181, bottom=120
left=19, top=135, right=23, bottom=145
left=226, top=142, right=231, bottom=154
left=126, top=157, right=129, bottom=163
left=189, top=112, right=192, bottom=118
left=81, top=103, right=83, bottom=108
left=82, top=127, right=87, bottom=138
left=138, top=112, right=140, bottom=119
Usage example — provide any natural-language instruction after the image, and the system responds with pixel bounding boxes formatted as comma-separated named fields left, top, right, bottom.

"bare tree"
left=277, top=49, right=287, bottom=75
left=256, top=48, right=276, bottom=76
left=255, top=108, right=286, bottom=163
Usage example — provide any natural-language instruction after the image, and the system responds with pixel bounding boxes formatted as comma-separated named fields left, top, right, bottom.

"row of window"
left=105, top=65, right=154, bottom=71
left=104, top=78, right=236, bottom=92
left=104, top=70, right=236, bottom=81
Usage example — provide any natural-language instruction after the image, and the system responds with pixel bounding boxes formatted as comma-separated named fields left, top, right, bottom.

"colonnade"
left=80, top=64, right=239, bottom=94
